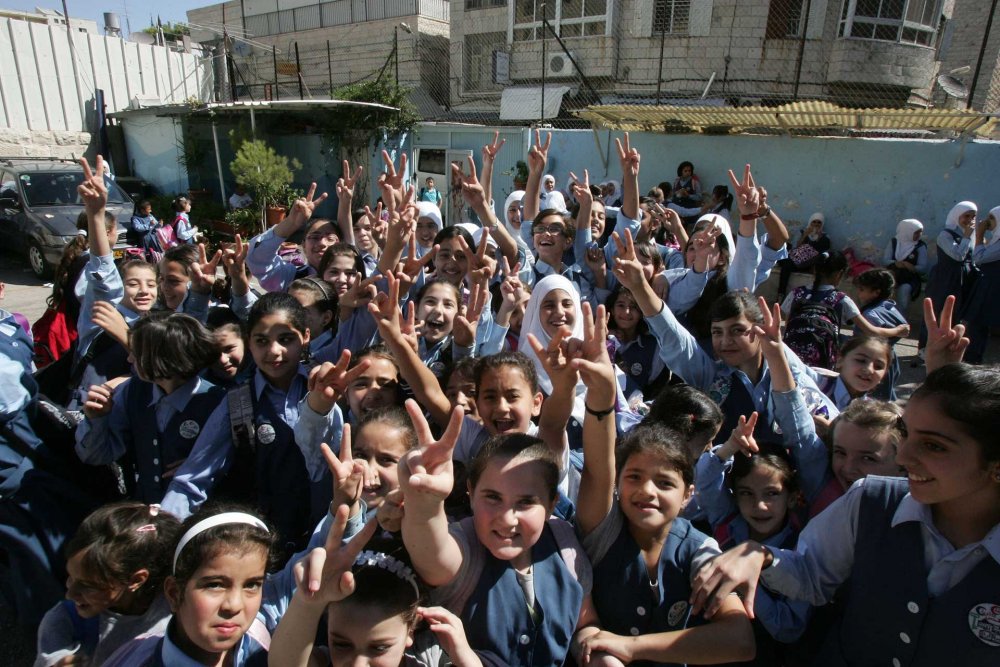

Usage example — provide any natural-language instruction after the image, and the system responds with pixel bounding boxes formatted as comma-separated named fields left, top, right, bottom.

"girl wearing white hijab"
left=962, top=205, right=1000, bottom=363
left=921, top=201, right=978, bottom=356
left=882, top=218, right=928, bottom=312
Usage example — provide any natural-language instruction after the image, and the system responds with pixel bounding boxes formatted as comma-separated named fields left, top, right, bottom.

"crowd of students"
left=0, top=134, right=997, bottom=666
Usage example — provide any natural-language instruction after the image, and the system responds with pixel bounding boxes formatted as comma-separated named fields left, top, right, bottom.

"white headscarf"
left=541, top=190, right=568, bottom=214
left=894, top=219, right=923, bottom=262
left=945, top=201, right=977, bottom=231
left=416, top=201, right=443, bottom=231
left=564, top=176, right=578, bottom=206
left=807, top=212, right=825, bottom=240
left=518, top=274, right=585, bottom=396
left=695, top=213, right=735, bottom=257
left=987, top=205, right=1000, bottom=247
left=603, top=180, right=621, bottom=206
left=542, top=174, right=556, bottom=190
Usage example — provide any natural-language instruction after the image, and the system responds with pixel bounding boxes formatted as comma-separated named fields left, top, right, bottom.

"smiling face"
left=355, top=421, right=411, bottom=511
left=507, top=201, right=522, bottom=228
left=612, top=290, right=641, bottom=335
left=838, top=340, right=890, bottom=396
left=416, top=283, right=459, bottom=346
left=353, top=218, right=377, bottom=253
left=710, top=315, right=759, bottom=369
left=895, top=395, right=1000, bottom=515
left=122, top=265, right=157, bottom=314
left=158, top=260, right=189, bottom=311
left=539, top=288, right=577, bottom=339
left=347, top=356, right=402, bottom=419
left=166, top=548, right=267, bottom=663
left=211, top=328, right=245, bottom=380
left=476, top=365, right=542, bottom=436
left=322, top=254, right=360, bottom=296
left=958, top=210, right=976, bottom=227
left=416, top=216, right=438, bottom=247
left=304, top=220, right=338, bottom=270
left=532, top=215, right=570, bottom=266
left=327, top=603, right=413, bottom=667
left=470, top=456, right=555, bottom=570
left=249, top=312, right=309, bottom=389
left=435, top=238, right=469, bottom=287
left=446, top=372, right=480, bottom=422
left=831, top=421, right=901, bottom=491
left=733, top=465, right=791, bottom=541
left=617, top=451, right=691, bottom=539
left=65, top=549, right=126, bottom=619
left=589, top=201, right=607, bottom=239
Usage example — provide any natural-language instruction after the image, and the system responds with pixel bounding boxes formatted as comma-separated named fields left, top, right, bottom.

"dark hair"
left=727, top=442, right=799, bottom=496
left=657, top=181, right=673, bottom=197
left=676, top=161, right=694, bottom=178
left=605, top=285, right=649, bottom=336
left=305, top=217, right=338, bottom=237
left=337, top=536, right=422, bottom=626
left=839, top=335, right=892, bottom=369
left=433, top=225, right=475, bottom=249
left=854, top=268, right=896, bottom=302
left=711, top=185, right=733, bottom=212
left=813, top=250, right=848, bottom=289
left=358, top=405, right=418, bottom=453
left=442, top=356, right=478, bottom=390
left=138, top=200, right=152, bottom=210
left=474, top=351, right=540, bottom=394
left=48, top=212, right=117, bottom=308
left=172, top=196, right=189, bottom=213
left=206, top=305, right=244, bottom=334
left=468, top=433, right=559, bottom=502
left=247, top=291, right=309, bottom=337
left=708, top=290, right=763, bottom=325
left=353, top=342, right=401, bottom=375
left=120, top=259, right=156, bottom=280
left=129, top=312, right=219, bottom=381
left=66, top=502, right=181, bottom=598
left=162, top=244, right=199, bottom=275
left=645, top=385, right=724, bottom=452
left=416, top=278, right=462, bottom=305
left=647, top=187, right=664, bottom=201
left=170, top=503, right=275, bottom=597
left=289, top=277, right=337, bottom=333
left=318, top=242, right=366, bottom=280
left=531, top=209, right=575, bottom=241
left=616, top=423, right=694, bottom=485
left=910, top=364, right=1000, bottom=464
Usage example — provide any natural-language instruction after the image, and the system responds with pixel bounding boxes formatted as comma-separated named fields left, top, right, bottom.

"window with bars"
left=766, top=0, right=805, bottom=38
left=465, top=32, right=506, bottom=90
left=838, top=0, right=940, bottom=46
left=466, top=0, right=506, bottom=9
left=653, top=0, right=690, bottom=34
left=511, top=0, right=609, bottom=41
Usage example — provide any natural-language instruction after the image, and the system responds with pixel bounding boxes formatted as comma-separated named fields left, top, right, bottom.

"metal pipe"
left=541, top=4, right=546, bottom=121
left=968, top=0, right=999, bottom=109
left=327, top=40, right=333, bottom=96
left=211, top=121, right=227, bottom=208
left=793, top=0, right=813, bottom=101
left=656, top=25, right=666, bottom=105
left=272, top=46, right=279, bottom=101
left=295, top=42, right=304, bottom=99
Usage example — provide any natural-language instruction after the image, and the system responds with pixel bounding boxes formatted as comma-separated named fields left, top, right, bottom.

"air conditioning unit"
left=546, top=51, right=575, bottom=79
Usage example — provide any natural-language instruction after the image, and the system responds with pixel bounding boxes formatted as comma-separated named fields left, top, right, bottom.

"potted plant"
left=513, top=160, right=529, bottom=190
left=229, top=139, right=302, bottom=228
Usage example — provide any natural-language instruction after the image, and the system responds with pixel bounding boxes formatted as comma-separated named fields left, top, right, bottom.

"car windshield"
left=19, top=171, right=130, bottom=207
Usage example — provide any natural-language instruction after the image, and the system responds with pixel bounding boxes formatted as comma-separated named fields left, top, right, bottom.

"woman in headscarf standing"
left=882, top=218, right=929, bottom=314
left=961, top=205, right=1000, bottom=363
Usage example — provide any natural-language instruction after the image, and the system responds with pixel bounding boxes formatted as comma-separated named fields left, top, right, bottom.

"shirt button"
left=899, top=632, right=910, bottom=644
left=153, top=475, right=160, bottom=483
left=630, top=627, right=639, bottom=636
left=907, top=602, right=919, bottom=614
left=153, top=458, right=159, bottom=465
left=152, top=438, right=158, bottom=446
left=892, top=659, right=901, bottom=667
left=519, top=635, right=530, bottom=645
left=636, top=606, right=646, bottom=616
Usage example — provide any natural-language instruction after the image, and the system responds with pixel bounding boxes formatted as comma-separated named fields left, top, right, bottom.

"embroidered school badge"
left=667, top=600, right=689, bottom=627
left=256, top=423, right=277, bottom=445
left=178, top=419, right=200, bottom=439
left=630, top=362, right=643, bottom=376
left=968, top=602, right=1000, bottom=647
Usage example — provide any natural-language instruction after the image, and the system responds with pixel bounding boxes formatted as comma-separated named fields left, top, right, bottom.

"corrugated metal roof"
left=576, top=101, right=998, bottom=136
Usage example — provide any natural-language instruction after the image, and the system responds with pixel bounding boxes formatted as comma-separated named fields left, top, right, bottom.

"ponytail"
left=812, top=250, right=848, bottom=290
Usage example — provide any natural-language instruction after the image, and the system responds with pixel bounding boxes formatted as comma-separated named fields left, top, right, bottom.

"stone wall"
left=0, top=130, right=92, bottom=159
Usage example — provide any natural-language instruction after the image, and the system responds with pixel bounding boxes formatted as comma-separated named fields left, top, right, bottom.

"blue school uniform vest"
left=592, top=516, right=708, bottom=667
left=819, top=476, right=1000, bottom=667
left=0, top=323, right=40, bottom=493
left=615, top=333, right=659, bottom=398
left=715, top=375, right=780, bottom=447
left=123, top=379, right=225, bottom=503
left=462, top=523, right=583, bottom=666
left=74, top=335, right=130, bottom=407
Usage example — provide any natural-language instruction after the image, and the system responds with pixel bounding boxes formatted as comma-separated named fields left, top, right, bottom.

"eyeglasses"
left=533, top=224, right=567, bottom=236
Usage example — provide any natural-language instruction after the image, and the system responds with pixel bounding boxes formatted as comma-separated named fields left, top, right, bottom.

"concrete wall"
left=119, top=114, right=189, bottom=195
left=938, top=0, right=1000, bottom=113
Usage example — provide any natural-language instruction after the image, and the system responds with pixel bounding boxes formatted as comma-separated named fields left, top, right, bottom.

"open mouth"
left=908, top=472, right=933, bottom=483
left=492, top=418, right=516, bottom=433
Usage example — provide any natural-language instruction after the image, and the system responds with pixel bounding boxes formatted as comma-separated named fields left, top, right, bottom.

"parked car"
left=0, top=158, right=137, bottom=278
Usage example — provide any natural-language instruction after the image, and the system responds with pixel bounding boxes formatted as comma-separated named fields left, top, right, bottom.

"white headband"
left=354, top=550, right=420, bottom=597
left=172, top=512, right=269, bottom=573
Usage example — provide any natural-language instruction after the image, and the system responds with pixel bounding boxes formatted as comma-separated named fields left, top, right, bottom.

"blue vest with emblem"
left=123, top=378, right=225, bottom=503
left=715, top=373, right=779, bottom=447
left=461, top=522, right=583, bottom=666
left=73, top=334, right=131, bottom=408
left=616, top=333, right=659, bottom=398
left=819, top=476, right=1000, bottom=667
left=592, top=516, right=708, bottom=667
left=0, top=320, right=41, bottom=493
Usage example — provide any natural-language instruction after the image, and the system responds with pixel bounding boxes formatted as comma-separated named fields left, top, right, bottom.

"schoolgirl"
left=853, top=268, right=908, bottom=399
left=411, top=278, right=475, bottom=376
left=883, top=218, right=929, bottom=312
left=103, top=505, right=277, bottom=666
left=246, top=183, right=339, bottom=292
left=319, top=242, right=365, bottom=298
left=442, top=357, right=480, bottom=422
left=921, top=202, right=977, bottom=361
left=172, top=197, right=197, bottom=245
left=204, top=307, right=252, bottom=389
left=780, top=250, right=909, bottom=370
left=75, top=313, right=225, bottom=503
left=35, top=502, right=181, bottom=666
left=415, top=202, right=443, bottom=259
left=692, top=362, right=1000, bottom=667
left=288, top=277, right=338, bottom=358
left=160, top=293, right=345, bottom=560
left=811, top=335, right=894, bottom=419
left=605, top=284, right=667, bottom=406
left=671, top=160, right=702, bottom=208
left=960, top=205, right=1000, bottom=364
left=570, top=318, right=756, bottom=665
left=271, top=530, right=477, bottom=666
left=398, top=405, right=610, bottom=666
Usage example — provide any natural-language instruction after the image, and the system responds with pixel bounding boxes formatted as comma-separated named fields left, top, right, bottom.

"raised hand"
left=751, top=297, right=784, bottom=354
left=191, top=243, right=223, bottom=294
left=337, top=275, right=379, bottom=313
left=376, top=487, right=405, bottom=533
left=527, top=325, right=578, bottom=389
left=717, top=412, right=759, bottom=460
left=459, top=227, right=497, bottom=284
left=453, top=278, right=487, bottom=349
left=397, top=400, right=464, bottom=507
left=82, top=382, right=115, bottom=419
left=527, top=128, right=552, bottom=174
left=292, top=503, right=378, bottom=605
left=91, top=301, right=129, bottom=348
left=222, top=234, right=251, bottom=296
left=615, top=132, right=640, bottom=180
left=728, top=164, right=761, bottom=219
left=306, top=350, right=372, bottom=415
left=611, top=229, right=646, bottom=290
left=288, top=182, right=329, bottom=227
left=368, top=272, right=406, bottom=343
left=569, top=303, right=616, bottom=407
left=691, top=224, right=722, bottom=273
left=337, top=161, right=363, bottom=200
left=569, top=169, right=593, bottom=205
left=77, top=156, right=109, bottom=217
left=453, top=156, right=487, bottom=211
left=923, top=295, right=969, bottom=372
left=322, top=424, right=366, bottom=510
left=481, top=130, right=505, bottom=163
left=419, top=607, right=482, bottom=667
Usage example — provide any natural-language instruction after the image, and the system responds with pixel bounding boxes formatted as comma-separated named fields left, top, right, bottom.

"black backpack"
left=782, top=287, right=846, bottom=370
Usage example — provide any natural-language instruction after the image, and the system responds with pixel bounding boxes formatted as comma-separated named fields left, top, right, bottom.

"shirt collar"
left=148, top=375, right=204, bottom=411
left=892, top=494, right=1000, bottom=566
left=161, top=621, right=252, bottom=667
left=253, top=365, right=309, bottom=400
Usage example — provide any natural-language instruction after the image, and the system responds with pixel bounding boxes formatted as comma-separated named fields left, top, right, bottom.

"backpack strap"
left=227, top=383, right=256, bottom=456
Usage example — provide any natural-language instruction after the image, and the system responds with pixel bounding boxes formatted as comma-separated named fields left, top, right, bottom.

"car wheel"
left=27, top=240, right=53, bottom=279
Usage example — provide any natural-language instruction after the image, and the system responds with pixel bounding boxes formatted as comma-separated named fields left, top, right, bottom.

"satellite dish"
left=130, top=32, right=155, bottom=45
left=937, top=74, right=969, bottom=100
